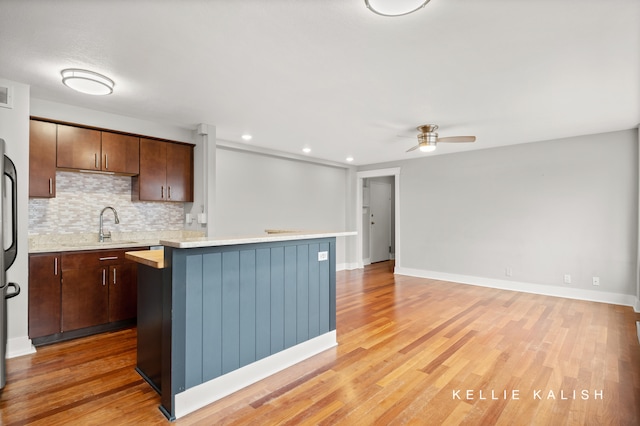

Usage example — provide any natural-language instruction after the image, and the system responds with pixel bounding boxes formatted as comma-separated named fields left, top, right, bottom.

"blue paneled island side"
left=126, top=231, right=355, bottom=420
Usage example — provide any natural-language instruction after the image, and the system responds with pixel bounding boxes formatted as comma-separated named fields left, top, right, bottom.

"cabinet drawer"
left=61, top=247, right=146, bottom=270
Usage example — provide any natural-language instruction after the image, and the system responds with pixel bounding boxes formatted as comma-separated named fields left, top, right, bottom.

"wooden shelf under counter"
left=125, top=248, right=164, bottom=269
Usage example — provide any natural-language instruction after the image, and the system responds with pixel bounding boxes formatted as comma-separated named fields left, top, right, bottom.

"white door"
left=369, top=181, right=391, bottom=263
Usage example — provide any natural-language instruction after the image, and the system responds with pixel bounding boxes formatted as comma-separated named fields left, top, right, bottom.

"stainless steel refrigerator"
left=0, top=138, right=19, bottom=390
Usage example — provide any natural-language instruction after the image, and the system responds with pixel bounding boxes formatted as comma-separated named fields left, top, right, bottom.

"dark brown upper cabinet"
left=29, top=120, right=57, bottom=198
left=56, top=124, right=102, bottom=171
left=29, top=119, right=193, bottom=201
left=134, top=138, right=193, bottom=202
left=56, top=125, right=140, bottom=175
left=101, top=132, right=140, bottom=174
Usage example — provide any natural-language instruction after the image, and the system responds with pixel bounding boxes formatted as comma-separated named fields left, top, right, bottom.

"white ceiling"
left=1, top=0, right=638, bottom=165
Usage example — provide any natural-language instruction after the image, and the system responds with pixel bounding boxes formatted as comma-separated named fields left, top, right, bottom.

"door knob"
left=371, top=222, right=375, bottom=225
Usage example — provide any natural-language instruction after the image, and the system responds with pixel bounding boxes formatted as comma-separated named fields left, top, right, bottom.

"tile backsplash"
left=29, top=171, right=186, bottom=235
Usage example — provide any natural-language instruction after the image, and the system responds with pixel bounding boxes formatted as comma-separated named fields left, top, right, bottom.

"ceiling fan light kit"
left=364, top=0, right=431, bottom=17
left=419, top=143, right=437, bottom=153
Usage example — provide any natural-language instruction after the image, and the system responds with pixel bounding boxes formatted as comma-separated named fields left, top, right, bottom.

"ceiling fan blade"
left=436, top=136, right=476, bottom=143
left=406, top=145, right=420, bottom=152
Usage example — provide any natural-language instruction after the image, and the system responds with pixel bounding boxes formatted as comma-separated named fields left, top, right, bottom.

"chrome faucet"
left=99, top=206, right=120, bottom=242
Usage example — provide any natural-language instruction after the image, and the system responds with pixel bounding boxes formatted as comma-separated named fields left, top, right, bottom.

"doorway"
left=356, top=168, right=400, bottom=270
left=369, top=179, right=392, bottom=263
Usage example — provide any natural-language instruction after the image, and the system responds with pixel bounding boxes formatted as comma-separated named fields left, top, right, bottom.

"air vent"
left=0, top=85, right=13, bottom=109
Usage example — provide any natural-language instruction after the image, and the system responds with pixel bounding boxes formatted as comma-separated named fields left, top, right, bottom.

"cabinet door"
left=29, top=120, right=57, bottom=198
left=57, top=124, right=102, bottom=171
left=28, top=254, right=61, bottom=338
left=101, top=132, right=140, bottom=174
left=138, top=138, right=167, bottom=201
left=166, top=143, right=193, bottom=202
left=61, top=267, right=109, bottom=331
left=108, top=262, right=137, bottom=322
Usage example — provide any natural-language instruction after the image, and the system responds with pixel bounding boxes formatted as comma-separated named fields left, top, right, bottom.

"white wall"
left=637, top=125, right=640, bottom=312
left=0, top=78, right=31, bottom=356
left=187, top=125, right=216, bottom=237
left=359, top=129, right=639, bottom=306
left=215, top=148, right=351, bottom=267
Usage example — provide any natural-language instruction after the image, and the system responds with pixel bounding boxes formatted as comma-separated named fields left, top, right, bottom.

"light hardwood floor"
left=1, top=261, right=639, bottom=425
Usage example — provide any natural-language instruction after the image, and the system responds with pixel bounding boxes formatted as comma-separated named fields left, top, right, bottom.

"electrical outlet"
left=318, top=251, right=328, bottom=261
left=592, top=277, right=600, bottom=286
left=563, top=274, right=572, bottom=284
left=505, top=267, right=512, bottom=277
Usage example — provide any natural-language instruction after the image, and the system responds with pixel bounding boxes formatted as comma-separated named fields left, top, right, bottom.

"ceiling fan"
left=406, top=124, right=476, bottom=153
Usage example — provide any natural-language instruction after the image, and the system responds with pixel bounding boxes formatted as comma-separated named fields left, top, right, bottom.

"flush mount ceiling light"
left=302, top=147, right=311, bottom=154
left=241, top=134, right=252, bottom=141
left=365, top=0, right=431, bottom=17
left=61, top=68, right=114, bottom=95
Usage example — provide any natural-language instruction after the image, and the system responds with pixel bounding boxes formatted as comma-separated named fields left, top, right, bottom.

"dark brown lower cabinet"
left=29, top=247, right=145, bottom=345
left=108, top=262, right=138, bottom=323
left=61, top=267, right=109, bottom=331
left=28, top=254, right=61, bottom=338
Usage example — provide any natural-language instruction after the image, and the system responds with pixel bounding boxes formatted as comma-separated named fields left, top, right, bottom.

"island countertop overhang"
left=159, top=230, right=356, bottom=249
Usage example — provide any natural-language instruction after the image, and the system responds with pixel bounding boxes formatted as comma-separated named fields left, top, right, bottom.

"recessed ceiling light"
left=364, top=0, right=431, bottom=17
left=346, top=156, right=354, bottom=162
left=241, top=134, right=252, bottom=141
left=302, top=147, right=311, bottom=154
left=61, top=68, right=114, bottom=95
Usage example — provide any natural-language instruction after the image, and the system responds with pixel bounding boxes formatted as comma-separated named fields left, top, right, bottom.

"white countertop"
left=160, top=231, right=357, bottom=249
left=28, top=230, right=205, bottom=253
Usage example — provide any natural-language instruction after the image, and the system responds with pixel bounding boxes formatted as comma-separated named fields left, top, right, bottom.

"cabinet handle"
left=99, top=256, right=118, bottom=261
left=95, top=153, right=98, bottom=168
left=105, top=154, right=108, bottom=170
left=168, top=186, right=171, bottom=199
left=161, top=186, right=164, bottom=199
left=102, top=269, right=106, bottom=286
left=113, top=268, right=117, bottom=285
left=49, top=178, right=53, bottom=195
left=54, top=258, right=58, bottom=276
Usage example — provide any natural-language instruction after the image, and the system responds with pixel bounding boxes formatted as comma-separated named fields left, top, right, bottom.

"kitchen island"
left=126, top=231, right=355, bottom=420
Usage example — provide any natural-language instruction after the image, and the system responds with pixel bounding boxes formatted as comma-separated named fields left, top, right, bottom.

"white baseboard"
left=337, top=262, right=360, bottom=271
left=174, top=331, right=337, bottom=419
left=635, top=298, right=640, bottom=313
left=363, top=258, right=371, bottom=266
left=395, top=267, right=638, bottom=309
left=7, top=336, right=36, bottom=358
